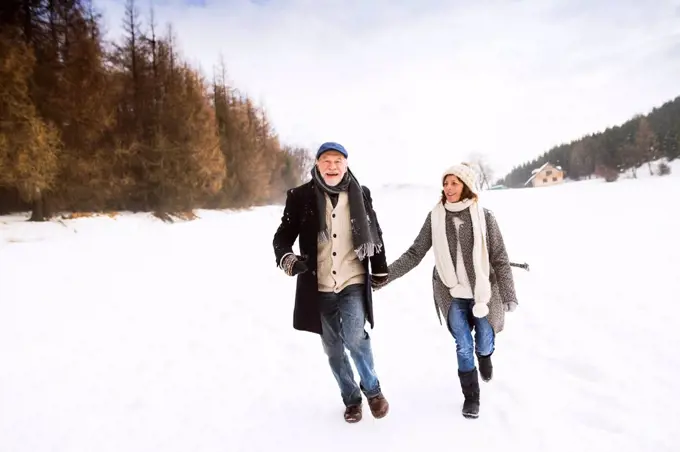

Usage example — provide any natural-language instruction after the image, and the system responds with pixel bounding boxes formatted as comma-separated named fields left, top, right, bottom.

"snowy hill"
left=1, top=167, right=680, bottom=452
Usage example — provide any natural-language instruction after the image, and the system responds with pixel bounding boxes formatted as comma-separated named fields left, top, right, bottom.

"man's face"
left=316, top=151, right=348, bottom=186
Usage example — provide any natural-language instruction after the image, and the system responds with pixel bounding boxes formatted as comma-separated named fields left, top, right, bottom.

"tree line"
left=0, top=0, right=314, bottom=220
left=497, top=96, right=680, bottom=187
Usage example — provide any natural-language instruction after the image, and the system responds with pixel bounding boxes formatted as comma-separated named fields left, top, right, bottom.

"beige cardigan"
left=317, top=192, right=367, bottom=293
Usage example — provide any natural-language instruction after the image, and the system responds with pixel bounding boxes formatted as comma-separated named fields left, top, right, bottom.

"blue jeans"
left=447, top=298, right=495, bottom=372
left=318, top=284, right=381, bottom=407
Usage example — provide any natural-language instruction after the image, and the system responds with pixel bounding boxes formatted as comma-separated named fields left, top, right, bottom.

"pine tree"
left=0, top=31, right=61, bottom=220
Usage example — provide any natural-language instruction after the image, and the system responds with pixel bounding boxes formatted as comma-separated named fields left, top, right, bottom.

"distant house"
left=525, top=162, right=564, bottom=187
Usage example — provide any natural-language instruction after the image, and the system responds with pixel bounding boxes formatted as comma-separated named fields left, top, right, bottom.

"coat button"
left=333, top=234, right=337, bottom=238
left=332, top=252, right=336, bottom=256
left=332, top=214, right=336, bottom=218
left=332, top=270, right=336, bottom=275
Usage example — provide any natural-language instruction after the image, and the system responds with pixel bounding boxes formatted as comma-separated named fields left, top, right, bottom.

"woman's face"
left=443, top=174, right=464, bottom=203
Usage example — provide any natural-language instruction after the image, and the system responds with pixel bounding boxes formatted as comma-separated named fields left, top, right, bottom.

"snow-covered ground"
left=1, top=164, right=679, bottom=452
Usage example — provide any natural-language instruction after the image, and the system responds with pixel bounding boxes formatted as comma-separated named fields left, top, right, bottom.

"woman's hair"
left=441, top=173, right=478, bottom=204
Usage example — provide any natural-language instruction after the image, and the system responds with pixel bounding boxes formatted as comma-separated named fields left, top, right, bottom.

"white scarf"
left=431, top=198, right=491, bottom=318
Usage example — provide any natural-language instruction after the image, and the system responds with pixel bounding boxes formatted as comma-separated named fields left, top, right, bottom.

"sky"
left=95, top=0, right=680, bottom=186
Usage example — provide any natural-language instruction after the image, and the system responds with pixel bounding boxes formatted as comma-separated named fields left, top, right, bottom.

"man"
left=272, top=141, right=390, bottom=423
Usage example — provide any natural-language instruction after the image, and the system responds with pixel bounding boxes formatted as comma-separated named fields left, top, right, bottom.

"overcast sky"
left=96, top=0, right=680, bottom=186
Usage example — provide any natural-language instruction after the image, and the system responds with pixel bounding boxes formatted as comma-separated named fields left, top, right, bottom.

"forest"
left=497, top=96, right=680, bottom=187
left=0, top=0, right=314, bottom=220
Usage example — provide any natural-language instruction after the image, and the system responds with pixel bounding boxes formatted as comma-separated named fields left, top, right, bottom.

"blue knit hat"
left=316, top=142, right=348, bottom=160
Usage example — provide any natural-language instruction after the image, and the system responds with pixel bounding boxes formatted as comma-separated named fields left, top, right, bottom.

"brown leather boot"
left=367, top=393, right=389, bottom=419
left=344, top=404, right=362, bottom=423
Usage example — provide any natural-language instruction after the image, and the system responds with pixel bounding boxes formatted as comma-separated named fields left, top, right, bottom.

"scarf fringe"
left=318, top=230, right=331, bottom=243
left=354, top=242, right=383, bottom=261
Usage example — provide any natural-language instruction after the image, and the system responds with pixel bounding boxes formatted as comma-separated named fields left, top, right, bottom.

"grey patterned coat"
left=387, top=206, right=518, bottom=334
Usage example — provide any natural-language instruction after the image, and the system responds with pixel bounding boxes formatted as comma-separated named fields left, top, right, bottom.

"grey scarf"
left=311, top=166, right=383, bottom=260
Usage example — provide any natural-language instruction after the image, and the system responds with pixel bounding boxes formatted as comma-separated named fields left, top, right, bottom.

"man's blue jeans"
left=318, top=284, right=381, bottom=407
left=447, top=298, right=495, bottom=372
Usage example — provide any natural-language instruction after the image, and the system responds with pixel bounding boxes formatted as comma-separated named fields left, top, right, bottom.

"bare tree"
left=288, top=146, right=315, bottom=182
left=467, top=152, right=495, bottom=190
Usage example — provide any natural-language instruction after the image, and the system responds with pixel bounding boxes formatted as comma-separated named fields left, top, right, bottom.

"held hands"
left=281, top=254, right=308, bottom=277
left=281, top=255, right=390, bottom=291
left=370, top=274, right=389, bottom=291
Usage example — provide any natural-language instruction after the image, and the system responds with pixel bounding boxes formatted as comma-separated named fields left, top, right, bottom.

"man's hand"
left=370, top=274, right=389, bottom=290
left=504, top=302, right=517, bottom=312
left=281, top=254, right=308, bottom=277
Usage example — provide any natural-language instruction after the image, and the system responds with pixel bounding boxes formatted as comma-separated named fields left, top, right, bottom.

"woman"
left=378, top=163, right=518, bottom=419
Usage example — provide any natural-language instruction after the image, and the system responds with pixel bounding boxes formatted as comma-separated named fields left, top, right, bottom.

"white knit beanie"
left=442, top=163, right=479, bottom=195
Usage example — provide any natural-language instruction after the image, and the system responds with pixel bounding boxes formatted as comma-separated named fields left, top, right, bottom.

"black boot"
left=477, top=353, right=493, bottom=382
left=458, top=368, right=480, bottom=419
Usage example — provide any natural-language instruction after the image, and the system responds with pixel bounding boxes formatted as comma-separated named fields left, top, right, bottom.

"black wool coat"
left=272, top=180, right=388, bottom=335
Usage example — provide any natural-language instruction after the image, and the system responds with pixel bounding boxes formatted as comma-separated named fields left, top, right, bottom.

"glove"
left=281, top=254, right=308, bottom=277
left=504, top=302, right=517, bottom=312
left=370, top=274, right=389, bottom=290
